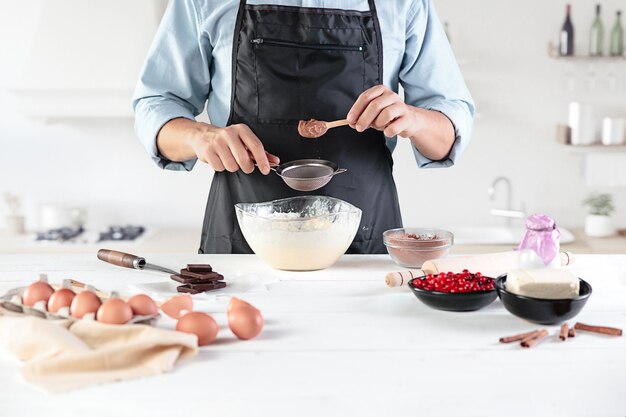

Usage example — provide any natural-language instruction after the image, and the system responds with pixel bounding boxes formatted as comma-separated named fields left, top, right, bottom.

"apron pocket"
left=253, top=35, right=365, bottom=124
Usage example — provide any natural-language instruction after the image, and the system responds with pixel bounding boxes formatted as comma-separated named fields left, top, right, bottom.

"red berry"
left=414, top=270, right=494, bottom=293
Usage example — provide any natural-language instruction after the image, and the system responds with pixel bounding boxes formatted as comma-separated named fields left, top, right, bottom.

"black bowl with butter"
left=408, top=277, right=498, bottom=312
left=495, top=275, right=592, bottom=325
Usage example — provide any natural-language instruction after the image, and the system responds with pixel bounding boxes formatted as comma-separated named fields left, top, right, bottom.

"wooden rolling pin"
left=385, top=251, right=575, bottom=287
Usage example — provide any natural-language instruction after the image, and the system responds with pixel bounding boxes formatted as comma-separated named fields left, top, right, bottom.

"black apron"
left=199, top=0, right=402, bottom=254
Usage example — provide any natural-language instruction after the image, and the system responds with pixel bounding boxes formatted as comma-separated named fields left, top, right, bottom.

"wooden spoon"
left=298, top=118, right=350, bottom=139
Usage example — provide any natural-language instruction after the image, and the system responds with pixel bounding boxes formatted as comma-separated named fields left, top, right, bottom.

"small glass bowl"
left=383, top=228, right=454, bottom=268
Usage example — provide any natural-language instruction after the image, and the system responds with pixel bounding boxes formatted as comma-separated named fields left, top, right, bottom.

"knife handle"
left=97, top=249, right=144, bottom=269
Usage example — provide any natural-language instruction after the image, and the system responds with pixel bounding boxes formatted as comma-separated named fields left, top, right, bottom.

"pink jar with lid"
left=518, top=214, right=561, bottom=268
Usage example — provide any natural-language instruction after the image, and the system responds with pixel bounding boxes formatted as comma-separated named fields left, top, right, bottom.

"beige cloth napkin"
left=0, top=307, right=198, bottom=392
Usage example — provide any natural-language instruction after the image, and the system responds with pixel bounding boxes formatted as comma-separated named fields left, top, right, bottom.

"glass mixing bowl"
left=235, top=196, right=362, bottom=271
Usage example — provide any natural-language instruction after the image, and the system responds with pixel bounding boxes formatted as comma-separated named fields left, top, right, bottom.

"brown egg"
left=22, top=281, right=55, bottom=307
left=227, top=297, right=264, bottom=340
left=161, top=294, right=193, bottom=319
left=97, top=299, right=133, bottom=325
left=47, top=288, right=76, bottom=313
left=176, top=312, right=218, bottom=346
left=127, top=294, right=158, bottom=316
left=70, top=291, right=102, bottom=318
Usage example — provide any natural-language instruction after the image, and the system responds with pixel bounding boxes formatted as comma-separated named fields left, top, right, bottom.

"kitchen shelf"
left=547, top=44, right=626, bottom=62
left=560, top=144, right=626, bottom=154
left=548, top=52, right=626, bottom=62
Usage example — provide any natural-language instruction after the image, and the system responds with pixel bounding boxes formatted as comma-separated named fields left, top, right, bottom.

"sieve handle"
left=251, top=150, right=280, bottom=173
left=256, top=163, right=279, bottom=172
left=332, top=168, right=348, bottom=176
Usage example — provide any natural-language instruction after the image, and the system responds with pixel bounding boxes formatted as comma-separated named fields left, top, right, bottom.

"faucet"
left=487, top=176, right=525, bottom=227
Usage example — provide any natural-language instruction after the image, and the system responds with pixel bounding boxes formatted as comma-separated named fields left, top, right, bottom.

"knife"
left=97, top=249, right=177, bottom=275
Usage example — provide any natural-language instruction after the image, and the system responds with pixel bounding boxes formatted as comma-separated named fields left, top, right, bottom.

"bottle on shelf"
left=589, top=4, right=604, bottom=56
left=559, top=4, right=575, bottom=56
left=610, top=11, right=624, bottom=56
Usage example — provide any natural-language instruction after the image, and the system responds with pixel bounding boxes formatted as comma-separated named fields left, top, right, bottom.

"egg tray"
left=0, top=285, right=160, bottom=325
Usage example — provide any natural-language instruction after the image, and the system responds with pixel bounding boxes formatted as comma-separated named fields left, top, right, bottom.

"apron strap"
left=366, top=0, right=383, bottom=84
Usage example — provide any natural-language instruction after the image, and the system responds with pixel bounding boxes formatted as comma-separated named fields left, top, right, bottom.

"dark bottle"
left=559, top=4, right=575, bottom=56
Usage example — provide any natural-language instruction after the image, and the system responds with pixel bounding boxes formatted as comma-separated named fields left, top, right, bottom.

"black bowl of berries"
left=408, top=270, right=498, bottom=312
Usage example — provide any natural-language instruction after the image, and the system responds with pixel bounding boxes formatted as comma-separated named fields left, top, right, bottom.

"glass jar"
left=518, top=214, right=561, bottom=268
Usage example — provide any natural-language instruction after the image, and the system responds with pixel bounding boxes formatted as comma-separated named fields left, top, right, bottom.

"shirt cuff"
left=411, top=100, right=473, bottom=169
left=134, top=99, right=198, bottom=172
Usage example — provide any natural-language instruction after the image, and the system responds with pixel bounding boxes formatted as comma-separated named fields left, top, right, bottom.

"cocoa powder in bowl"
left=383, top=228, right=453, bottom=268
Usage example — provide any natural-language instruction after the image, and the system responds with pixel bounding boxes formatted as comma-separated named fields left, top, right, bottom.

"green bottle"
left=610, top=11, right=624, bottom=56
left=589, top=4, right=604, bottom=56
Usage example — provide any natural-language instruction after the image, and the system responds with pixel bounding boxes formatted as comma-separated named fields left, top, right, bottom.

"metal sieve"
left=270, top=159, right=347, bottom=192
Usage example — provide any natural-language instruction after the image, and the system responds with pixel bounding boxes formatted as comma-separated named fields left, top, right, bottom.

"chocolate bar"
left=177, top=281, right=227, bottom=294
left=170, top=274, right=223, bottom=285
left=180, top=268, right=223, bottom=280
left=186, top=264, right=212, bottom=273
left=177, top=285, right=203, bottom=294
left=187, top=281, right=227, bottom=291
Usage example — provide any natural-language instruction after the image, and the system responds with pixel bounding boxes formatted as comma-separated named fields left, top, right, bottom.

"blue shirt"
left=132, top=0, right=475, bottom=171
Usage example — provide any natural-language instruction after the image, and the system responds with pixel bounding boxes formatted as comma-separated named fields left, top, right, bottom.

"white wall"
left=0, top=0, right=625, bottom=234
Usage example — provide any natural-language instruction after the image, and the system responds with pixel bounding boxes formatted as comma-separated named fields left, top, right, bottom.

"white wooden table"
left=1, top=254, right=625, bottom=417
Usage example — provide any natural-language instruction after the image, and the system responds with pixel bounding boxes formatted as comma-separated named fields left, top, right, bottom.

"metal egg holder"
left=0, top=274, right=159, bottom=325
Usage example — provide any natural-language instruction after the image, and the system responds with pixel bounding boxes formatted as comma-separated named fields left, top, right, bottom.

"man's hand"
left=346, top=85, right=417, bottom=138
left=190, top=123, right=279, bottom=175
left=157, top=119, right=279, bottom=175
left=346, top=85, right=455, bottom=161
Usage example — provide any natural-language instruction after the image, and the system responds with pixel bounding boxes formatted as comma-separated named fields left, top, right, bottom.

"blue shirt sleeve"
left=132, top=0, right=212, bottom=171
left=400, top=0, right=475, bottom=168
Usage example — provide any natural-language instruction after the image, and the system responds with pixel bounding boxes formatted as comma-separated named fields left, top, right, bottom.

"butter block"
left=506, top=268, right=580, bottom=299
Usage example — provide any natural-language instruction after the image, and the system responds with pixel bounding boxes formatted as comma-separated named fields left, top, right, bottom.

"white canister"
left=568, top=102, right=596, bottom=145
left=601, top=118, right=626, bottom=146
left=38, top=204, right=86, bottom=230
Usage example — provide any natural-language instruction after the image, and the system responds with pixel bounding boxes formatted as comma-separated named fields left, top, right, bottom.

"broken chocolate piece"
left=180, top=268, right=223, bottom=280
left=171, top=274, right=224, bottom=285
left=177, top=285, right=203, bottom=294
left=177, top=281, right=227, bottom=294
left=188, top=281, right=227, bottom=291
left=186, top=264, right=212, bottom=273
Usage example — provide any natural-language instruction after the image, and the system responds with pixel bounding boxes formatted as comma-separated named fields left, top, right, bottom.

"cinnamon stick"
left=559, top=323, right=569, bottom=341
left=521, top=329, right=549, bottom=348
left=568, top=328, right=576, bottom=338
left=574, top=322, right=622, bottom=336
left=499, top=330, right=541, bottom=344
